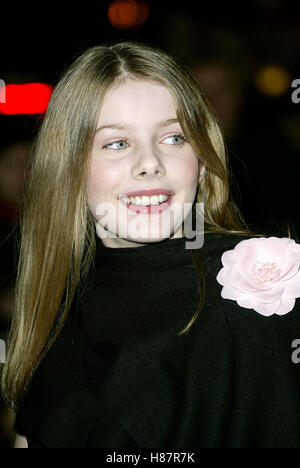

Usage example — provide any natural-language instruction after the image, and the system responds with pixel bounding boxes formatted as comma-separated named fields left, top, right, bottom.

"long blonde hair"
left=1, top=40, right=279, bottom=409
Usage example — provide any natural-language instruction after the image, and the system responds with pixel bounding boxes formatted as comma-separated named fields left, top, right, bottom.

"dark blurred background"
left=0, top=0, right=300, bottom=447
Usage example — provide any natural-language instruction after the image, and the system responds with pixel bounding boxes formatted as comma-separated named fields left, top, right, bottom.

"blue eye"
left=163, top=134, right=187, bottom=147
left=103, top=140, right=129, bottom=152
left=103, top=133, right=188, bottom=152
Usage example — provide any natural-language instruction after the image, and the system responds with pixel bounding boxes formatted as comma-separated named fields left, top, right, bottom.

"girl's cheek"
left=177, top=154, right=199, bottom=184
left=88, top=159, right=122, bottom=197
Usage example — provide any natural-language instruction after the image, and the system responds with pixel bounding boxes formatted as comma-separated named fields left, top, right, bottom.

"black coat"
left=15, top=233, right=300, bottom=448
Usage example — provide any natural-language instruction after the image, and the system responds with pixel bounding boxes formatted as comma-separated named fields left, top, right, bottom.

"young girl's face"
left=88, top=79, right=202, bottom=248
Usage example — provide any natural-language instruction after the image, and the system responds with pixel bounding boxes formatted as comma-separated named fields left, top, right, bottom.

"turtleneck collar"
left=95, top=234, right=195, bottom=272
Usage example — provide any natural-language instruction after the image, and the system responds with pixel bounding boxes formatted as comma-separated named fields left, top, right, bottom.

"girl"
left=2, top=41, right=300, bottom=448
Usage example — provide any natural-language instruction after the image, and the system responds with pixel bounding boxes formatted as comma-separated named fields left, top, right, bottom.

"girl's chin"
left=97, top=221, right=176, bottom=242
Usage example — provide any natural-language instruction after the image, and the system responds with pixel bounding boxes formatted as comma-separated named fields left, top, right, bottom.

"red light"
left=108, top=0, right=150, bottom=29
left=0, top=83, right=53, bottom=115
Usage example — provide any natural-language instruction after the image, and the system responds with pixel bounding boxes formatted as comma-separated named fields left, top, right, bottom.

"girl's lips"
left=122, top=189, right=174, bottom=198
left=119, top=195, right=174, bottom=214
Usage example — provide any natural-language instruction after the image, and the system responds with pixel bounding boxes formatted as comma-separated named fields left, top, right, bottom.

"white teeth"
left=121, top=194, right=170, bottom=206
left=158, top=194, right=168, bottom=203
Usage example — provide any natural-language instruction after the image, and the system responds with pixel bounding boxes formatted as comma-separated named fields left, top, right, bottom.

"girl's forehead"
left=98, top=80, right=177, bottom=122
left=102, top=79, right=174, bottom=104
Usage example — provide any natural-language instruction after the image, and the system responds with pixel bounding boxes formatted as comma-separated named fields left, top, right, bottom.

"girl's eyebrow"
left=96, top=118, right=179, bottom=133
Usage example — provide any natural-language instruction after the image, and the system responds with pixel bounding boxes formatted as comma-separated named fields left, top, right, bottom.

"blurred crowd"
left=189, top=57, right=300, bottom=240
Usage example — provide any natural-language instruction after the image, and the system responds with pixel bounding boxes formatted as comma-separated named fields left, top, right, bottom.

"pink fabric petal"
left=229, top=264, right=270, bottom=292
left=284, top=237, right=300, bottom=252
left=236, top=296, right=255, bottom=309
left=234, top=237, right=264, bottom=253
left=282, top=270, right=300, bottom=299
left=236, top=248, right=260, bottom=277
left=251, top=240, right=292, bottom=277
left=221, top=250, right=236, bottom=268
left=216, top=268, right=228, bottom=286
left=277, top=247, right=300, bottom=279
left=254, top=285, right=284, bottom=303
left=280, top=262, right=300, bottom=282
left=251, top=298, right=281, bottom=316
left=221, top=283, right=242, bottom=301
left=274, top=298, right=296, bottom=316
left=256, top=237, right=289, bottom=260
left=281, top=237, right=295, bottom=245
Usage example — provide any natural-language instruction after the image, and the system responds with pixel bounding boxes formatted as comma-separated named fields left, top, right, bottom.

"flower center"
left=250, top=261, right=281, bottom=285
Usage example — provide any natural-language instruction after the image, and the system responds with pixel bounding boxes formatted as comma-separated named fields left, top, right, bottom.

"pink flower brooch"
left=216, top=237, right=300, bottom=316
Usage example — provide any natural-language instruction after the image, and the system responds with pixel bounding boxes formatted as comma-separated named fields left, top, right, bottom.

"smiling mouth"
left=119, top=194, right=174, bottom=214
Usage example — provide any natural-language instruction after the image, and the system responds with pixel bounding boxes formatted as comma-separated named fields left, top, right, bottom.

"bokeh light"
left=108, top=0, right=150, bottom=29
left=254, top=65, right=291, bottom=97
left=0, top=83, right=53, bottom=115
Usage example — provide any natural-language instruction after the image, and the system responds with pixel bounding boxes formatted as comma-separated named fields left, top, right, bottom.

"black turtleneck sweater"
left=15, top=233, right=300, bottom=448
